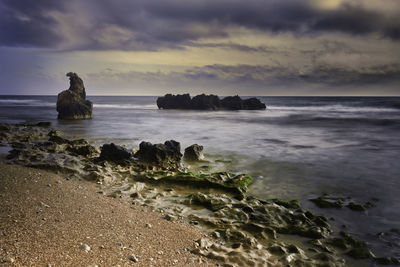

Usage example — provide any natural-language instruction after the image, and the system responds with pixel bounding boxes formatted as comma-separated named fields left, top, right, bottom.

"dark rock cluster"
left=56, top=72, right=93, bottom=119
left=157, top=94, right=266, bottom=110
left=184, top=144, right=204, bottom=161
left=135, top=140, right=182, bottom=169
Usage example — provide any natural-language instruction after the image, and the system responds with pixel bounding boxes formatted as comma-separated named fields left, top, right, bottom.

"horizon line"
left=0, top=94, right=400, bottom=97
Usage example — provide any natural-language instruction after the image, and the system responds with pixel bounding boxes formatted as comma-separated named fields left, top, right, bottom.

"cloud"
left=0, top=0, right=399, bottom=50
left=87, top=62, right=400, bottom=89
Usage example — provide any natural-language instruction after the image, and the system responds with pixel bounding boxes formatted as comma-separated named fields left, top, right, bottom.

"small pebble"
left=145, top=223, right=152, bottom=228
left=79, top=243, right=91, bottom=252
left=127, top=254, right=138, bottom=262
left=39, top=202, right=50, bottom=208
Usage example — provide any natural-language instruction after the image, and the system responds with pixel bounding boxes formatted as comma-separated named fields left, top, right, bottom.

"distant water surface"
left=1, top=95, right=400, bottom=257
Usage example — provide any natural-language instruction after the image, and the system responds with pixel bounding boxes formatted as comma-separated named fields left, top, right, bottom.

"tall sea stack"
left=56, top=72, right=93, bottom=119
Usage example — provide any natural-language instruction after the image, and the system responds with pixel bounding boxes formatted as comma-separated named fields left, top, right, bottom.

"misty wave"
left=0, top=99, right=55, bottom=107
left=93, top=103, right=157, bottom=109
left=0, top=99, right=40, bottom=104
left=267, top=105, right=399, bottom=113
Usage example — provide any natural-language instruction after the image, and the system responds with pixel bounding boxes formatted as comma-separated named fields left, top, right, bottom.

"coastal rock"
left=243, top=98, right=267, bottom=110
left=100, top=143, right=131, bottom=162
left=220, top=95, right=244, bottom=110
left=184, top=144, right=204, bottom=161
left=135, top=140, right=182, bottom=169
left=190, top=94, right=220, bottom=110
left=56, top=72, right=93, bottom=119
left=156, top=94, right=191, bottom=109
left=156, top=94, right=265, bottom=110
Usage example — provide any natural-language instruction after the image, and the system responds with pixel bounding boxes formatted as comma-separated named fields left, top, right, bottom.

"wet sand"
left=0, top=164, right=215, bottom=267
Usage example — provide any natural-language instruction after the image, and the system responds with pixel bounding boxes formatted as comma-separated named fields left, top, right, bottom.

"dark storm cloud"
left=88, top=63, right=400, bottom=87
left=1, top=0, right=400, bottom=50
left=0, top=0, right=66, bottom=47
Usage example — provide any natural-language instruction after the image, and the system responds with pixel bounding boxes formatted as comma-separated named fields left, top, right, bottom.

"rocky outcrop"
left=100, top=143, right=131, bottom=162
left=184, top=144, right=204, bottom=161
left=243, top=97, right=267, bottom=110
left=156, top=94, right=192, bottom=109
left=56, top=72, right=93, bottom=119
left=156, top=94, right=266, bottom=110
left=135, top=140, right=182, bottom=169
left=191, top=94, right=220, bottom=110
left=220, top=95, right=243, bottom=110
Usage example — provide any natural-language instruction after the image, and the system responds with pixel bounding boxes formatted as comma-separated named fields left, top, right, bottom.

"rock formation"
left=184, top=144, right=204, bottom=161
left=100, top=143, right=131, bottom=162
left=56, top=72, right=93, bottom=119
left=135, top=140, right=182, bottom=169
left=156, top=94, right=265, bottom=110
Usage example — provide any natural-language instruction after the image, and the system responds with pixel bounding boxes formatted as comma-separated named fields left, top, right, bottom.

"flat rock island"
left=157, top=94, right=266, bottom=110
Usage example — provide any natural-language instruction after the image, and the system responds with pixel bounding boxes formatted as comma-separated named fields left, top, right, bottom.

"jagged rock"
left=156, top=94, right=265, bottom=110
left=56, top=72, right=93, bottom=119
left=184, top=144, right=204, bottom=161
left=190, top=94, right=220, bottom=110
left=220, top=95, right=244, bottom=110
left=156, top=94, right=191, bottom=109
left=243, top=98, right=267, bottom=110
left=100, top=143, right=131, bottom=162
left=135, top=140, right=182, bottom=169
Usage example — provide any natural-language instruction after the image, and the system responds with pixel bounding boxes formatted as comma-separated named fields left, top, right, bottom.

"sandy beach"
left=0, top=164, right=215, bottom=267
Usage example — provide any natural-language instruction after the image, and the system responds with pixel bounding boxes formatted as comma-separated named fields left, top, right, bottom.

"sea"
left=1, top=95, right=399, bottom=258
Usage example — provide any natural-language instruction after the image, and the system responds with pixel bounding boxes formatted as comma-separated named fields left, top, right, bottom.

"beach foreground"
left=0, top=164, right=215, bottom=266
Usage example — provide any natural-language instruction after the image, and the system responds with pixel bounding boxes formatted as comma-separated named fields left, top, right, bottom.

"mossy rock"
left=310, top=197, right=343, bottom=208
left=347, top=202, right=366, bottom=211
left=347, top=248, right=374, bottom=259
left=134, top=171, right=253, bottom=198
left=271, top=198, right=300, bottom=209
left=340, top=231, right=366, bottom=248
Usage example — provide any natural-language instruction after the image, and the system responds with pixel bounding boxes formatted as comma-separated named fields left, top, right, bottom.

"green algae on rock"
left=310, top=196, right=344, bottom=208
left=3, top=123, right=399, bottom=267
left=134, top=171, right=253, bottom=198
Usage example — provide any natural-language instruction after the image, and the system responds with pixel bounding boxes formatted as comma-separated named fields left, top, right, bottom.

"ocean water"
left=1, top=95, right=400, bottom=257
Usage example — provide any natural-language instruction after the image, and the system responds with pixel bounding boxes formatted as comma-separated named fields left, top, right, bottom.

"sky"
left=0, top=0, right=399, bottom=96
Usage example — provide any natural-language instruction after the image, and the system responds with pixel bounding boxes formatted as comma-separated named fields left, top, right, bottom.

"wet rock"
left=190, top=94, right=220, bottom=110
left=188, top=193, right=230, bottom=211
left=267, top=245, right=287, bottom=255
left=243, top=98, right=267, bottom=110
left=339, top=231, right=366, bottom=248
left=156, top=93, right=265, bottom=110
left=136, top=171, right=252, bottom=197
left=374, top=257, right=393, bottom=265
left=49, top=135, right=70, bottom=145
left=57, top=72, right=93, bottom=120
left=35, top=121, right=52, bottom=127
left=310, top=196, right=344, bottom=208
left=271, top=198, right=300, bottom=209
left=157, top=93, right=192, bottom=109
left=347, top=202, right=366, bottom=211
left=347, top=248, right=374, bottom=259
left=135, top=140, right=182, bottom=169
left=184, top=144, right=204, bottom=161
left=67, top=144, right=98, bottom=157
left=220, top=95, right=244, bottom=110
left=48, top=130, right=61, bottom=137
left=100, top=143, right=131, bottom=162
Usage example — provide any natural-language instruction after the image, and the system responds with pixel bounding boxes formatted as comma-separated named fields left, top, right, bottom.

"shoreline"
left=1, top=122, right=399, bottom=266
left=0, top=164, right=215, bottom=266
